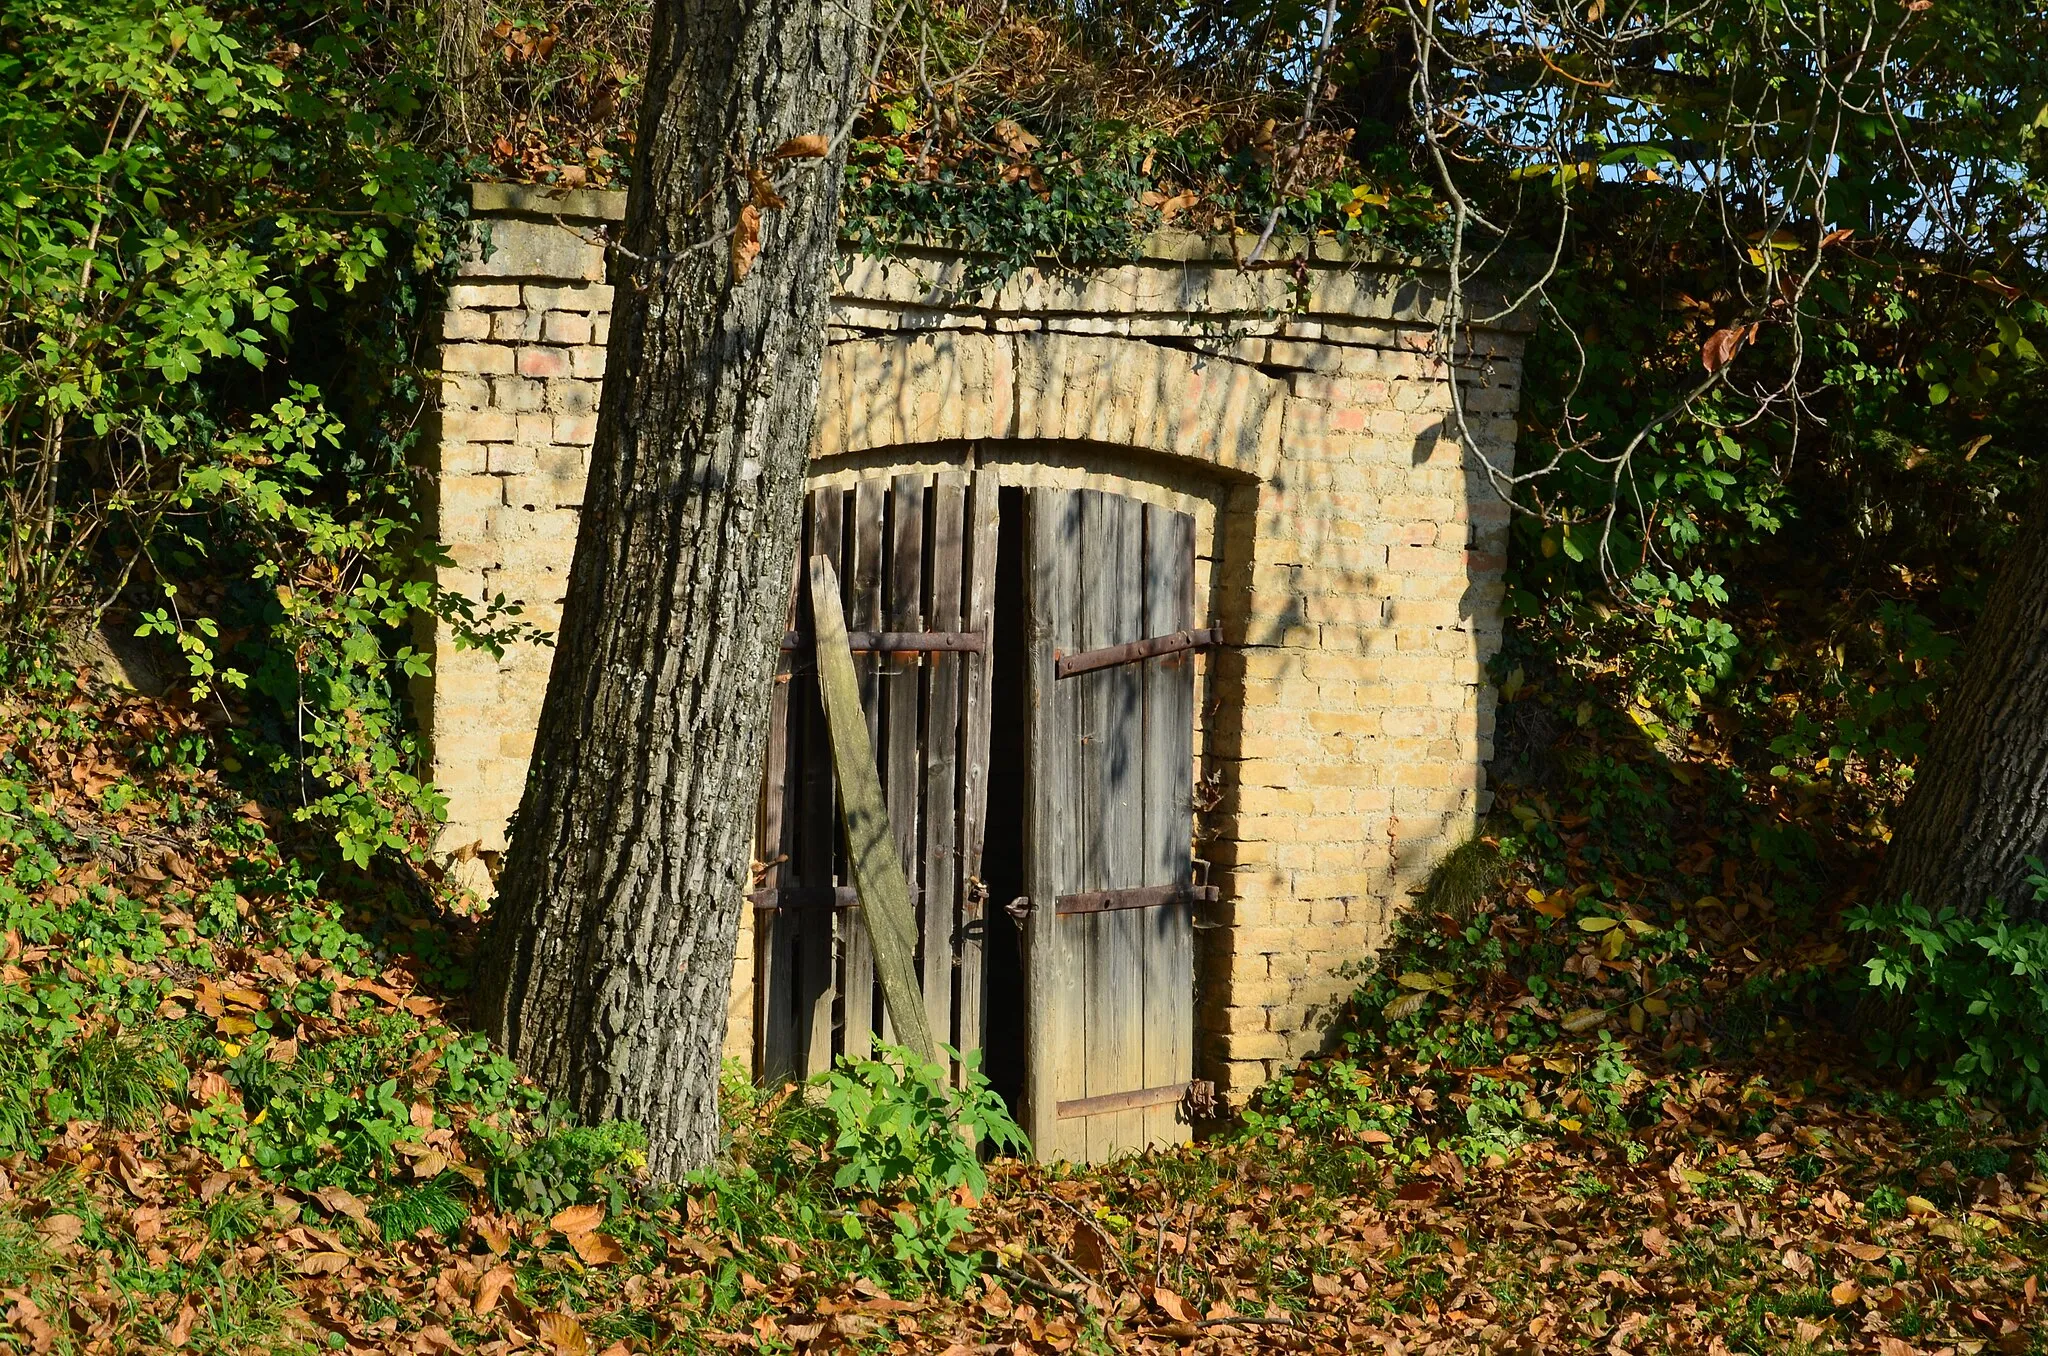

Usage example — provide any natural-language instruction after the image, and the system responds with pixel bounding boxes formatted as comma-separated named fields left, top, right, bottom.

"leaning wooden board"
left=807, top=552, right=937, bottom=1063
left=752, top=473, right=1000, bottom=1081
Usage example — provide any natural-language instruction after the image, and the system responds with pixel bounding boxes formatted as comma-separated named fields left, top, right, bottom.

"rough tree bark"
left=1874, top=477, right=2048, bottom=921
left=435, top=0, right=495, bottom=144
left=475, top=0, right=873, bottom=1180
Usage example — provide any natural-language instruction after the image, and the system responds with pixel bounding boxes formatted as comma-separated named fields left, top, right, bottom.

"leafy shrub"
left=819, top=1044, right=1026, bottom=1293
left=0, top=0, right=544, bottom=869
left=1241, top=1056, right=1414, bottom=1145
left=479, top=1113, right=647, bottom=1218
left=1847, top=861, right=2048, bottom=1113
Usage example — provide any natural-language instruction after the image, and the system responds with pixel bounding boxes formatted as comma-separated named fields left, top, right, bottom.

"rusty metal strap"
left=1057, top=1082, right=1192, bottom=1120
left=1053, top=883, right=1220, bottom=916
left=781, top=629, right=984, bottom=654
left=1054, top=627, right=1220, bottom=679
left=748, top=885, right=859, bottom=913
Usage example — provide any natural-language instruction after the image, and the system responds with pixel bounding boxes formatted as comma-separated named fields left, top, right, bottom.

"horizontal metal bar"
left=781, top=629, right=984, bottom=654
left=1055, top=627, right=1220, bottom=679
left=747, top=885, right=858, bottom=913
left=1058, top=1082, right=1191, bottom=1120
left=1054, top=883, right=1219, bottom=916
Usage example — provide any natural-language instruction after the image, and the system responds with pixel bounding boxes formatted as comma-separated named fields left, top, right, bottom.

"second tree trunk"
left=1875, top=478, right=2048, bottom=921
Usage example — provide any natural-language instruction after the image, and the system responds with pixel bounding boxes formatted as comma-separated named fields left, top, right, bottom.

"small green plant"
left=47, top=1027, right=182, bottom=1130
left=1865, top=1184, right=1907, bottom=1219
left=371, top=1182, right=469, bottom=1242
left=1847, top=860, right=2048, bottom=1113
left=1241, top=1056, right=1415, bottom=1145
left=480, top=1113, right=646, bottom=1218
left=817, top=1044, right=1027, bottom=1294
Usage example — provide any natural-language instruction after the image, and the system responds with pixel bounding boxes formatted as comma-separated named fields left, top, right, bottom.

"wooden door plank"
left=1022, top=487, right=1081, bottom=1160
left=1054, top=491, right=1097, bottom=1165
left=796, top=489, right=844, bottom=1075
left=881, top=475, right=927, bottom=1048
left=808, top=553, right=940, bottom=1064
left=953, top=471, right=1000, bottom=1078
left=923, top=474, right=967, bottom=1057
left=1141, top=504, right=1197, bottom=1148
left=1087, top=492, right=1148, bottom=1159
left=756, top=550, right=802, bottom=1084
left=842, top=478, right=887, bottom=1058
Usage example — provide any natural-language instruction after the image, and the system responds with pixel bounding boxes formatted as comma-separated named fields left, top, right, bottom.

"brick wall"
left=423, top=183, right=1528, bottom=1094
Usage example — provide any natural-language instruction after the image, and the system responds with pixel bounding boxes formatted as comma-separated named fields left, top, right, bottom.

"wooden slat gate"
left=1021, top=487, right=1201, bottom=1164
left=753, top=472, right=999, bottom=1080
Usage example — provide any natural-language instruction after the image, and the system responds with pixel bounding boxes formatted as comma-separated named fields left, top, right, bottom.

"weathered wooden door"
left=1020, top=487, right=1208, bottom=1163
left=753, top=471, right=999, bottom=1081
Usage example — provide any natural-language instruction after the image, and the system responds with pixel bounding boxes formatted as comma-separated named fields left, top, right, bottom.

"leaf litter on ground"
left=0, top=676, right=2039, bottom=1354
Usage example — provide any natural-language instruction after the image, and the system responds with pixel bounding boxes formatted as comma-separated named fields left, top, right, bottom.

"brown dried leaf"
left=535, top=1311, right=589, bottom=1356
left=747, top=168, right=786, bottom=212
left=551, top=1203, right=605, bottom=1236
left=314, top=1185, right=372, bottom=1230
left=474, top=1263, right=515, bottom=1316
left=37, top=1213, right=81, bottom=1246
left=160, top=1299, right=197, bottom=1348
left=732, top=204, right=762, bottom=281
left=1071, top=1220, right=1109, bottom=1274
left=1152, top=1287, right=1198, bottom=1323
left=1701, top=325, right=1747, bottom=372
left=569, top=1230, right=625, bottom=1266
left=992, top=118, right=1039, bottom=156
left=772, top=134, right=830, bottom=160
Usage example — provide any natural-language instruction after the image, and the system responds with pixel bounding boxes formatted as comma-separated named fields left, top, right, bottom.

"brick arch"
left=813, top=330, right=1284, bottom=482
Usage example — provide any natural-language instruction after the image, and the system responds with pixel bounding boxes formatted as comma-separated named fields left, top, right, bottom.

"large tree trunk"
left=1874, top=477, right=2048, bottom=921
left=475, top=0, right=871, bottom=1181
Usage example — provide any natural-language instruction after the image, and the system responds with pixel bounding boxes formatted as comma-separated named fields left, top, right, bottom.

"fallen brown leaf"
left=535, top=1310, right=589, bottom=1356
left=474, top=1263, right=515, bottom=1316
left=569, top=1229, right=625, bottom=1266
left=164, top=1299, right=197, bottom=1348
left=472, top=1214, right=512, bottom=1254
left=36, top=1213, right=82, bottom=1246
left=552, top=1203, right=604, bottom=1236
left=314, top=1185, right=372, bottom=1231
